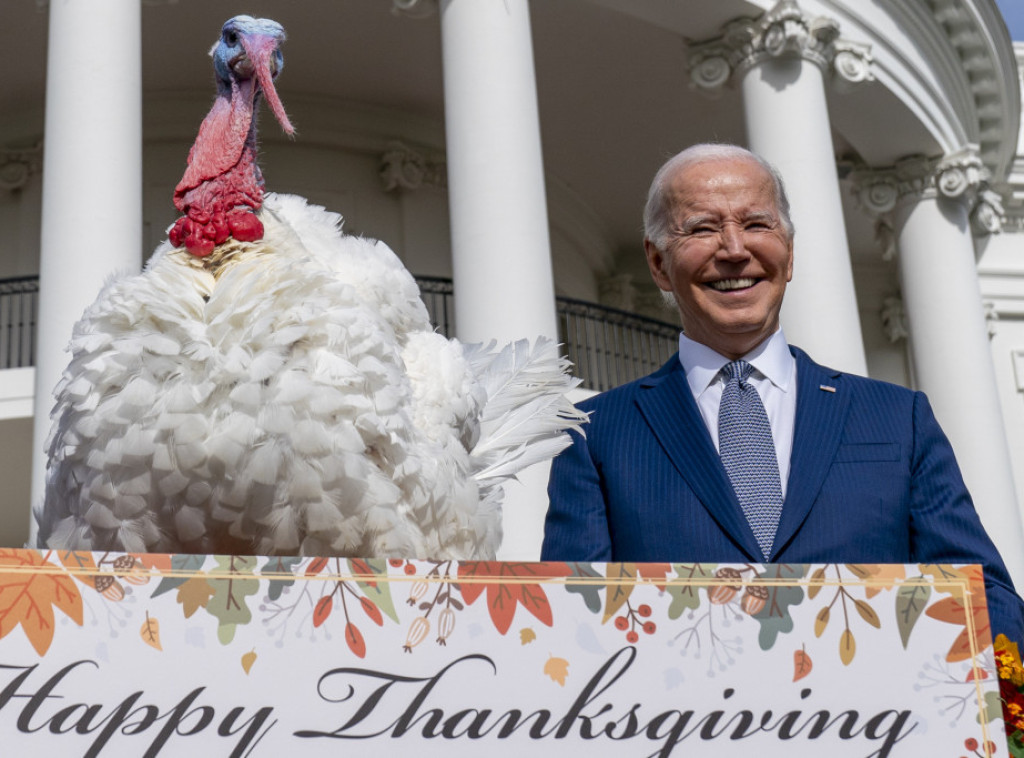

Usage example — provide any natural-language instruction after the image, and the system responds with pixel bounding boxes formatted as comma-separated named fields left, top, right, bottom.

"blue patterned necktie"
left=718, top=360, right=783, bottom=561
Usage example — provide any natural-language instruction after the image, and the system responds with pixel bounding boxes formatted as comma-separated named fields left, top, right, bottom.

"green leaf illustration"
left=151, top=554, right=207, bottom=598
left=348, top=558, right=399, bottom=623
left=564, top=562, right=604, bottom=614
left=667, top=563, right=717, bottom=619
left=752, top=564, right=808, bottom=650
left=205, top=555, right=260, bottom=645
left=895, top=577, right=931, bottom=648
left=262, top=556, right=301, bottom=602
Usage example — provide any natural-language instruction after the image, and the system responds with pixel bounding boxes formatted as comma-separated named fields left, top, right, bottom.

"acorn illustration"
left=709, top=567, right=743, bottom=604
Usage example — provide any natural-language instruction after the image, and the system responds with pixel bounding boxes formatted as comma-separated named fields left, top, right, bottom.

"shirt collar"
left=677, top=329, right=795, bottom=398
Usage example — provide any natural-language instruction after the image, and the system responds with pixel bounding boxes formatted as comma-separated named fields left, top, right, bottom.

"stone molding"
left=378, top=141, right=447, bottom=192
left=0, top=142, right=42, bottom=192
left=687, top=0, right=872, bottom=94
left=848, top=148, right=998, bottom=232
left=391, top=0, right=438, bottom=19
left=880, top=295, right=908, bottom=343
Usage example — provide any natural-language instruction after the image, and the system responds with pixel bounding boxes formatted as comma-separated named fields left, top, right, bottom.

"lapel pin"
left=819, top=384, right=836, bottom=393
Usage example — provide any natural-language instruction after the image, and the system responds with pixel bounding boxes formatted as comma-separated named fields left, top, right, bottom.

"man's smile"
left=706, top=277, right=759, bottom=292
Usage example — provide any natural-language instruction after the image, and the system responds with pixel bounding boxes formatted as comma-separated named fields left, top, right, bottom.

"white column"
left=439, top=0, right=557, bottom=346
left=30, top=0, right=142, bottom=539
left=889, top=154, right=1024, bottom=584
left=439, top=0, right=558, bottom=561
left=689, top=0, right=871, bottom=375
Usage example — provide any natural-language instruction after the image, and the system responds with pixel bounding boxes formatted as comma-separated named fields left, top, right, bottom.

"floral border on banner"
left=0, top=550, right=1009, bottom=757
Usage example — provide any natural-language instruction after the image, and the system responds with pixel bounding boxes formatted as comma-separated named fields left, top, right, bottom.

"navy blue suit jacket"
left=542, top=348, right=1024, bottom=640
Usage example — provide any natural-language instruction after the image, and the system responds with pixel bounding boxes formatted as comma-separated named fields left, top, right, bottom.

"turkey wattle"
left=36, top=15, right=585, bottom=559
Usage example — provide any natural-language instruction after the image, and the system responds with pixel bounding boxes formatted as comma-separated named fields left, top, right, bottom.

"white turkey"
left=36, top=15, right=585, bottom=560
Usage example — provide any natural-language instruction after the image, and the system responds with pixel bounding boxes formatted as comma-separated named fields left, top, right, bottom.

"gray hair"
left=642, top=143, right=795, bottom=249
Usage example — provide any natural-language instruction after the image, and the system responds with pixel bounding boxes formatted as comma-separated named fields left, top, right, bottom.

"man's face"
left=645, top=157, right=794, bottom=359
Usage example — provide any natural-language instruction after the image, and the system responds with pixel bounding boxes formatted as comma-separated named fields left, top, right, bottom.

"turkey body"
left=39, top=193, right=568, bottom=559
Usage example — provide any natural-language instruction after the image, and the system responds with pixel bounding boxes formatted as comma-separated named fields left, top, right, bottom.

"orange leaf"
left=140, top=612, right=162, bottom=651
left=637, top=562, right=671, bottom=590
left=458, top=562, right=571, bottom=635
left=305, top=557, right=330, bottom=576
left=925, top=566, right=991, bottom=662
left=313, top=596, right=333, bottom=628
left=57, top=551, right=100, bottom=587
left=520, top=628, right=537, bottom=645
left=544, top=655, right=570, bottom=686
left=359, top=596, right=383, bottom=626
left=793, top=647, right=813, bottom=682
left=0, top=549, right=83, bottom=656
left=345, top=622, right=366, bottom=658
left=137, top=554, right=173, bottom=573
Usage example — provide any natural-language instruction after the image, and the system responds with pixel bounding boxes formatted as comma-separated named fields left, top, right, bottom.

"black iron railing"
left=0, top=276, right=38, bottom=370
left=413, top=278, right=678, bottom=392
left=0, top=275, right=679, bottom=392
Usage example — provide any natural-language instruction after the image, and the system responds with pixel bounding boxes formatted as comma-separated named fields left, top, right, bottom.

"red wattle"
left=228, top=211, right=264, bottom=242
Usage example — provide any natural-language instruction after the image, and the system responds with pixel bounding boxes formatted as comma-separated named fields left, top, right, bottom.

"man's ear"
left=644, top=238, right=672, bottom=292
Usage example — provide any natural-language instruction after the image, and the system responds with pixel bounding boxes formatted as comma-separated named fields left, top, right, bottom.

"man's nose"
left=717, top=224, right=750, bottom=259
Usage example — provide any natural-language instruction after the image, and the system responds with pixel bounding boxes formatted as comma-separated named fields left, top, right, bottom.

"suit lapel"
left=636, top=358, right=763, bottom=560
left=769, top=348, right=851, bottom=559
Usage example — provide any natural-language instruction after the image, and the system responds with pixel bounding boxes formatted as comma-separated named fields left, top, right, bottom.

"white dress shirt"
left=676, top=329, right=797, bottom=497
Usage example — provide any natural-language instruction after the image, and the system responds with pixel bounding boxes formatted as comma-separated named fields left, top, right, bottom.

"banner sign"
left=0, top=550, right=1005, bottom=757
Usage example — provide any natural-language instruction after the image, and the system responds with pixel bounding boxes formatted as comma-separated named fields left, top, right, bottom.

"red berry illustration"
left=404, top=563, right=416, bottom=575
left=643, top=621, right=656, bottom=635
left=626, top=631, right=639, bottom=644
left=614, top=616, right=629, bottom=630
left=638, top=604, right=652, bottom=617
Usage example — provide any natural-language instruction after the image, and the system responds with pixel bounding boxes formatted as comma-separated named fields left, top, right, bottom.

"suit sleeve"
left=909, top=392, right=1024, bottom=643
left=541, top=421, right=613, bottom=562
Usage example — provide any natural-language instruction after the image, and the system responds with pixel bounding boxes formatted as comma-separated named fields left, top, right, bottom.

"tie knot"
left=722, top=360, right=754, bottom=384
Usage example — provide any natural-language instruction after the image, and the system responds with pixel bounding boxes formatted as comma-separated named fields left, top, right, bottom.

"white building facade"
left=1, top=0, right=1023, bottom=579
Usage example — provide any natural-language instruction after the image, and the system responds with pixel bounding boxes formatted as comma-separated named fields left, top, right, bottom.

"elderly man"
left=541, top=143, right=1024, bottom=641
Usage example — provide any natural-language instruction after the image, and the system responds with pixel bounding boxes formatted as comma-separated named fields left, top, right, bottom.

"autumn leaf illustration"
left=140, top=612, right=162, bottom=651
left=863, top=565, right=906, bottom=599
left=206, top=555, right=260, bottom=645
left=349, top=559, right=399, bottom=623
left=520, top=628, right=537, bottom=645
left=839, top=629, right=856, bottom=666
left=602, top=563, right=636, bottom=623
left=793, top=646, right=813, bottom=682
left=313, top=596, right=333, bottom=628
left=305, top=556, right=330, bottom=576
left=667, top=563, right=717, bottom=618
left=0, top=549, right=83, bottom=656
left=56, top=551, right=100, bottom=588
left=458, top=562, right=571, bottom=635
left=636, top=562, right=671, bottom=590
left=544, top=655, right=569, bottom=686
left=924, top=565, right=991, bottom=662
left=176, top=575, right=216, bottom=619
left=344, top=622, right=366, bottom=658
left=241, top=649, right=257, bottom=675
left=151, top=554, right=206, bottom=599
left=565, top=562, right=604, bottom=614
left=137, top=554, right=173, bottom=573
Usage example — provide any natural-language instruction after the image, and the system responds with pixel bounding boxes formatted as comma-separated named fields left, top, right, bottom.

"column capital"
left=379, top=141, right=446, bottom=192
left=688, top=0, right=872, bottom=94
left=848, top=147, right=991, bottom=217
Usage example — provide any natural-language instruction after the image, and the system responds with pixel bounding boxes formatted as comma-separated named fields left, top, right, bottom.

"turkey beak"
left=240, top=33, right=294, bottom=136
